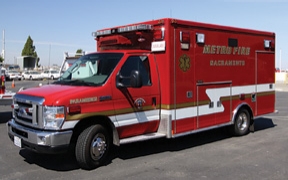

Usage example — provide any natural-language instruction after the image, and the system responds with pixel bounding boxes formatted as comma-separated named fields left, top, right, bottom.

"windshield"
left=54, top=53, right=123, bottom=86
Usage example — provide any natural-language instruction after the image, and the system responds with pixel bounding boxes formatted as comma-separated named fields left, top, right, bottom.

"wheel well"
left=233, top=104, right=254, bottom=125
left=69, top=116, right=119, bottom=148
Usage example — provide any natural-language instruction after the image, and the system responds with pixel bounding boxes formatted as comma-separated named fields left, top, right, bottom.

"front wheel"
left=230, top=108, right=250, bottom=136
left=75, top=125, right=111, bottom=170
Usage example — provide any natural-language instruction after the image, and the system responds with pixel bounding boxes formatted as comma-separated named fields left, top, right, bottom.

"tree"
left=75, top=49, right=83, bottom=57
left=0, top=56, right=3, bottom=63
left=21, top=36, right=40, bottom=67
left=22, top=36, right=36, bottom=56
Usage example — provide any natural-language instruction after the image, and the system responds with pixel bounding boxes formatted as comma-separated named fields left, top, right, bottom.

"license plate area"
left=12, top=127, right=28, bottom=138
left=14, top=136, right=22, bottom=148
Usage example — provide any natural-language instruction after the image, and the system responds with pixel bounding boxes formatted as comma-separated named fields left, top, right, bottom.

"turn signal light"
left=68, top=105, right=81, bottom=115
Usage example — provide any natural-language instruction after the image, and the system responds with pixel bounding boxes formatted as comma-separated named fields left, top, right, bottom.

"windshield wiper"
left=72, top=80, right=95, bottom=86
left=53, top=79, right=96, bottom=86
left=53, top=79, right=71, bottom=85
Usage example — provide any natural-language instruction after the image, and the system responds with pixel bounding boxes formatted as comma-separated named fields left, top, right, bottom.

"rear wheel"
left=231, top=108, right=250, bottom=136
left=75, top=124, right=111, bottom=170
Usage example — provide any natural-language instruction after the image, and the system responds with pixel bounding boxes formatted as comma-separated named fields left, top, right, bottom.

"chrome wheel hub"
left=91, top=134, right=106, bottom=160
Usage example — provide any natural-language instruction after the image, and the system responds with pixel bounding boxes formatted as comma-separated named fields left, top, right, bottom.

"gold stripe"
left=66, top=104, right=161, bottom=120
left=161, top=90, right=275, bottom=110
left=66, top=91, right=275, bottom=120
left=257, top=91, right=275, bottom=97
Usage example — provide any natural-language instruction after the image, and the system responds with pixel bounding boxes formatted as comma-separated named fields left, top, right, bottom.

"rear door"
left=256, top=51, right=275, bottom=115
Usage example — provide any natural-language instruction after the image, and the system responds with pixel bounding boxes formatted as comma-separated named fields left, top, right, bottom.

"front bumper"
left=7, top=119, right=73, bottom=154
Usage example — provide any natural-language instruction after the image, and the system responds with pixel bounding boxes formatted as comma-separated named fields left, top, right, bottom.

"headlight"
left=43, top=106, right=65, bottom=130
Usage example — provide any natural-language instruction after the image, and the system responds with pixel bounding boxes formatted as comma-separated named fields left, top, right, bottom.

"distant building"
left=16, top=56, right=37, bottom=70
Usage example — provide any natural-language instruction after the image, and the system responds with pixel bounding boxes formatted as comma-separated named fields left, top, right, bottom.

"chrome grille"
left=13, top=94, right=45, bottom=129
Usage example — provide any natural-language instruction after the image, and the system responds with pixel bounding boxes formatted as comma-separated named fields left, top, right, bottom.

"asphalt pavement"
left=0, top=80, right=288, bottom=179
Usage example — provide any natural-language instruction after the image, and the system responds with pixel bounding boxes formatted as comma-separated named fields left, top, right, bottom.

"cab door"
left=112, top=54, right=160, bottom=139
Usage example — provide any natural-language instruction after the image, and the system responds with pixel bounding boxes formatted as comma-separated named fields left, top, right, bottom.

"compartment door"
left=173, top=28, right=197, bottom=134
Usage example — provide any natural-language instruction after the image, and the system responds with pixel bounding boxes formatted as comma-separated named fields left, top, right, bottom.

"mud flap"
left=249, top=119, right=254, bottom=133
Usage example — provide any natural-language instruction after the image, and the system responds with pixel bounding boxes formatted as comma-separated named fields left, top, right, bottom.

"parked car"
left=22, top=71, right=42, bottom=80
left=6, top=70, right=21, bottom=81
left=41, top=70, right=60, bottom=80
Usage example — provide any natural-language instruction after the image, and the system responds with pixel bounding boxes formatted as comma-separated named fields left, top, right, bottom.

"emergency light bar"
left=92, top=24, right=153, bottom=38
left=118, top=24, right=152, bottom=33
left=94, top=29, right=112, bottom=37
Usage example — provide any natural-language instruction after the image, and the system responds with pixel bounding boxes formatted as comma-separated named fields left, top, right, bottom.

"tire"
left=29, top=76, right=32, bottom=80
left=51, top=76, right=54, bottom=80
left=230, top=108, right=250, bottom=136
left=75, top=124, right=111, bottom=170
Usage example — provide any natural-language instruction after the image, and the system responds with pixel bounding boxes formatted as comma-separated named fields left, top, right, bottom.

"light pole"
left=49, top=44, right=51, bottom=69
left=1, top=30, right=5, bottom=63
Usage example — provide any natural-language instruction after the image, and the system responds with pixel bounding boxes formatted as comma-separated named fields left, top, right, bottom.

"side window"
left=119, top=56, right=151, bottom=86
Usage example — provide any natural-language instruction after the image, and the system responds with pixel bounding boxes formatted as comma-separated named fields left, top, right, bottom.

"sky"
left=1, top=0, right=288, bottom=70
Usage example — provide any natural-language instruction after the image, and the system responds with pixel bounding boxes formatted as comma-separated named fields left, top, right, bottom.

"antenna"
left=2, top=30, right=5, bottom=62
left=48, top=44, right=51, bottom=84
left=280, top=48, right=282, bottom=71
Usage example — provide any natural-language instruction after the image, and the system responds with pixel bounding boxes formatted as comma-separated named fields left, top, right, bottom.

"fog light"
left=38, top=136, right=47, bottom=145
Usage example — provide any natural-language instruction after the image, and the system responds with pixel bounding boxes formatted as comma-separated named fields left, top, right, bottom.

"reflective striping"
left=62, top=120, right=79, bottom=129
left=161, top=83, right=274, bottom=121
left=257, top=84, right=275, bottom=92
left=61, top=110, right=159, bottom=129
left=115, top=110, right=159, bottom=127
left=61, top=84, right=274, bottom=129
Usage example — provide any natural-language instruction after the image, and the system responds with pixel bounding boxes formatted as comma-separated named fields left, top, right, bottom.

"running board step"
left=120, top=133, right=166, bottom=144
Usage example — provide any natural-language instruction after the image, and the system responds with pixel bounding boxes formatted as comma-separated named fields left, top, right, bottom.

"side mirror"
left=116, top=70, right=143, bottom=88
left=130, top=70, right=142, bottom=88
left=116, top=74, right=125, bottom=88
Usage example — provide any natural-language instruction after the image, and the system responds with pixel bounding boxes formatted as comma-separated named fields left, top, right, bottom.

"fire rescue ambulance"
left=7, top=18, right=275, bottom=170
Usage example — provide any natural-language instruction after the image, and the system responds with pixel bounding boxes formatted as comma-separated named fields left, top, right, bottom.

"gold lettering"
left=211, top=45, right=216, bottom=54
left=216, top=46, right=221, bottom=54
left=204, top=45, right=250, bottom=56
left=241, top=47, right=246, bottom=55
left=210, top=60, right=214, bottom=66
left=233, top=47, right=238, bottom=55
left=70, top=97, right=98, bottom=104
left=246, top=48, right=250, bottom=55
left=221, top=46, right=226, bottom=54
left=203, top=45, right=211, bottom=54
left=227, top=47, right=232, bottom=54
left=210, top=60, right=245, bottom=67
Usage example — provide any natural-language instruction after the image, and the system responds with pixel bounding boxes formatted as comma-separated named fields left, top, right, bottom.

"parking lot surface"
left=0, top=80, right=287, bottom=180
